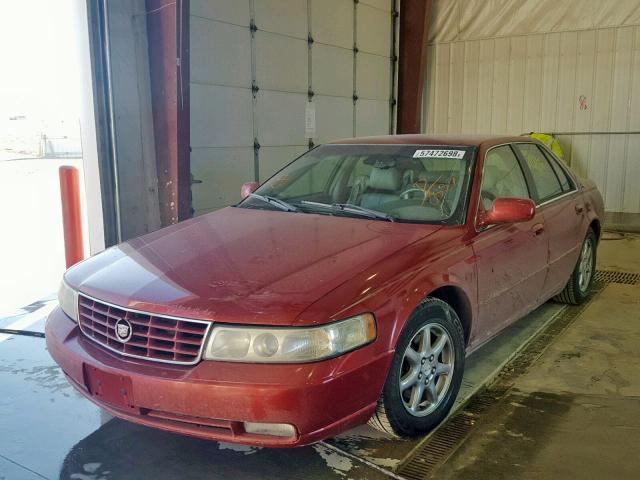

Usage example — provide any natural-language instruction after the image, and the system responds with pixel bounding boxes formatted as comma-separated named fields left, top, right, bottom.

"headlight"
left=203, top=313, right=376, bottom=363
left=58, top=279, right=79, bottom=322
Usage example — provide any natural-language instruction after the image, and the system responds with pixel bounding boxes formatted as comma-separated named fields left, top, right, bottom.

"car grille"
left=78, top=294, right=211, bottom=365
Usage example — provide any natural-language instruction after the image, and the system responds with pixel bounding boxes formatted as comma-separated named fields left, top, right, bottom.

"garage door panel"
left=191, top=84, right=253, bottom=148
left=311, top=0, right=353, bottom=49
left=356, top=99, right=389, bottom=137
left=189, top=0, right=395, bottom=214
left=357, top=53, right=390, bottom=100
left=256, top=32, right=308, bottom=93
left=360, top=0, right=390, bottom=11
left=191, top=17, right=251, bottom=88
left=357, top=4, right=391, bottom=57
left=254, top=0, right=307, bottom=39
left=191, top=147, right=254, bottom=214
left=312, top=44, right=353, bottom=97
left=191, top=0, right=250, bottom=26
left=256, top=91, right=307, bottom=146
left=315, top=95, right=354, bottom=143
left=259, top=146, right=307, bottom=181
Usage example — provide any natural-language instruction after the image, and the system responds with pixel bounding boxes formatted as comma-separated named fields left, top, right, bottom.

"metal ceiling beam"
left=397, top=0, right=432, bottom=134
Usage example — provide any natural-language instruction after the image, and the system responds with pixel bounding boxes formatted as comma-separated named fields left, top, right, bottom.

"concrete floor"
left=428, top=236, right=640, bottom=479
left=0, top=234, right=638, bottom=479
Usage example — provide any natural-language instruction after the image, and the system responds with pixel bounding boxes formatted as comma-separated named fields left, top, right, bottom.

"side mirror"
left=477, top=197, right=535, bottom=228
left=240, top=181, right=259, bottom=199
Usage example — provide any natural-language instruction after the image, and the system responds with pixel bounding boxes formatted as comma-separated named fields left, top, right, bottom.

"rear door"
left=513, top=143, right=586, bottom=299
left=471, top=145, right=548, bottom=346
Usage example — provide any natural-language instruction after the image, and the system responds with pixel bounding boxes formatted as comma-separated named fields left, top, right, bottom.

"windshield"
left=239, top=144, right=476, bottom=224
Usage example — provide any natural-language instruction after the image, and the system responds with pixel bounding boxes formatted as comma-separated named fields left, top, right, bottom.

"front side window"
left=515, top=143, right=563, bottom=202
left=239, top=144, right=475, bottom=224
left=479, top=145, right=530, bottom=211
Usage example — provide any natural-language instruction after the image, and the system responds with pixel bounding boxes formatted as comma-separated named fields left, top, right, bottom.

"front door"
left=471, top=145, right=548, bottom=346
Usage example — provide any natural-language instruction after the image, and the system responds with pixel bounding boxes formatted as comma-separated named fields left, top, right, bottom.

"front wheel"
left=368, top=298, right=465, bottom=437
left=554, top=228, right=597, bottom=305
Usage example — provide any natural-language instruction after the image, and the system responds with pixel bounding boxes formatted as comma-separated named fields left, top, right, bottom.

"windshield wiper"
left=299, top=200, right=394, bottom=222
left=248, top=193, right=299, bottom=212
left=334, top=203, right=395, bottom=222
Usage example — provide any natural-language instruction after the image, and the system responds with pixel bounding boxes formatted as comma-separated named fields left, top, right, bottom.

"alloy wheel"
left=578, top=237, right=594, bottom=293
left=399, top=323, right=455, bottom=417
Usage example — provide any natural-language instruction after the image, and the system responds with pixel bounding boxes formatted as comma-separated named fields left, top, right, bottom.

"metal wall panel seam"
left=353, top=0, right=358, bottom=137
left=388, top=0, right=397, bottom=134
left=602, top=29, right=618, bottom=207
left=249, top=0, right=259, bottom=181
left=585, top=31, right=598, bottom=179
left=619, top=27, right=635, bottom=212
left=568, top=31, right=580, bottom=168
left=521, top=36, right=532, bottom=133
left=452, top=41, right=464, bottom=133
left=551, top=34, right=561, bottom=133
left=627, top=27, right=640, bottom=212
left=307, top=0, right=313, bottom=140
left=554, top=32, right=576, bottom=164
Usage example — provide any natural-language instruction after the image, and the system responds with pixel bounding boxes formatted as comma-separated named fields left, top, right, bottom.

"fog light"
left=243, top=422, right=296, bottom=438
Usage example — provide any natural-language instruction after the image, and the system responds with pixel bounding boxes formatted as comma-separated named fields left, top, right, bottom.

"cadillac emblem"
left=115, top=319, right=133, bottom=343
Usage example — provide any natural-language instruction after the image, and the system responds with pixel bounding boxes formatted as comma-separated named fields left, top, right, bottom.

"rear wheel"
left=368, top=298, right=465, bottom=437
left=554, top=228, right=597, bottom=305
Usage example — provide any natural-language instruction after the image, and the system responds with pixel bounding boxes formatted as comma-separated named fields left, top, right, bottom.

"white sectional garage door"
left=190, top=0, right=396, bottom=215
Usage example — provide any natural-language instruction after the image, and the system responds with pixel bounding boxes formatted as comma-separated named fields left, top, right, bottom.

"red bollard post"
left=59, top=166, right=85, bottom=268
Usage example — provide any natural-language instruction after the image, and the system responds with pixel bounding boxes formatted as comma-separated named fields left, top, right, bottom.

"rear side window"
left=541, top=148, right=575, bottom=192
left=516, top=143, right=563, bottom=203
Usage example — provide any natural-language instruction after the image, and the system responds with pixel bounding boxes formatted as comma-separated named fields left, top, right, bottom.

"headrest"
left=483, top=165, right=504, bottom=189
left=418, top=171, right=442, bottom=183
left=368, top=168, right=402, bottom=192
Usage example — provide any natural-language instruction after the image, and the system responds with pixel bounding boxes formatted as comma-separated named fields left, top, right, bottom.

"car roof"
left=329, top=133, right=536, bottom=148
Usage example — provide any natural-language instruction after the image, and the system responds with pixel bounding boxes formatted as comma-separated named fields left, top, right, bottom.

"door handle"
left=575, top=204, right=585, bottom=214
left=532, top=223, right=544, bottom=236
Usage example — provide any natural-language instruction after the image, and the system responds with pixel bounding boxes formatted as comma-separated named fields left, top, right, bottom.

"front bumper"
left=45, top=307, right=392, bottom=447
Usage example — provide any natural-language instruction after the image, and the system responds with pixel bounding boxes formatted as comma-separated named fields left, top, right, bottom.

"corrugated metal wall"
left=423, top=0, right=640, bottom=214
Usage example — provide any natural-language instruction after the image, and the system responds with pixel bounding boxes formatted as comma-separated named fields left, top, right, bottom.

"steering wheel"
left=400, top=188, right=426, bottom=199
left=400, top=187, right=446, bottom=208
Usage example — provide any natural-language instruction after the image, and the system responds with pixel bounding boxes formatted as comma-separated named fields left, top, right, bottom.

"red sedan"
left=46, top=134, right=603, bottom=447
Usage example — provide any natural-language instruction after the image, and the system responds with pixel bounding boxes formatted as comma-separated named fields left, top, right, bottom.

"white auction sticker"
left=413, top=149, right=466, bottom=159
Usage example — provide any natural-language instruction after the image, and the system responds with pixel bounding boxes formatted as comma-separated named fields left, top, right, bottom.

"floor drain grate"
left=595, top=270, right=640, bottom=285
left=396, top=283, right=606, bottom=480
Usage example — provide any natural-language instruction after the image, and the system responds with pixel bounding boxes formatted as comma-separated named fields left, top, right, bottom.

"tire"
left=554, top=227, right=597, bottom=305
left=368, top=298, right=465, bottom=437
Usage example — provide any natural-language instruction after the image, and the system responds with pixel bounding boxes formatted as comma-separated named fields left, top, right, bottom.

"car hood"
left=66, top=207, right=442, bottom=326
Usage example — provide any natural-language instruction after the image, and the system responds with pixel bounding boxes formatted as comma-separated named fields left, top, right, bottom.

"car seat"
left=359, top=168, right=402, bottom=209
left=481, top=156, right=523, bottom=210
